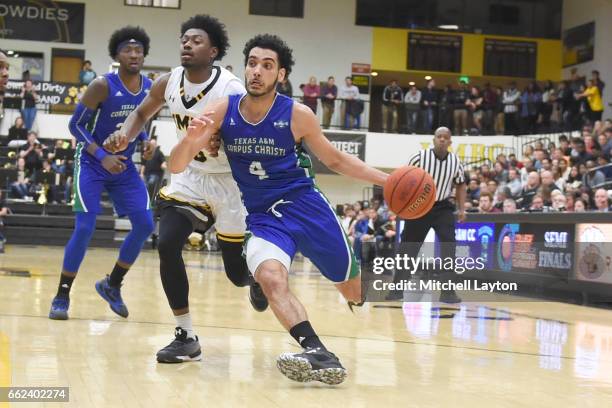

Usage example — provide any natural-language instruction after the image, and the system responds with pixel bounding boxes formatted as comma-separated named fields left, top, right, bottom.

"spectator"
left=8, top=116, right=27, bottom=141
left=141, top=139, right=166, bottom=200
left=493, top=86, right=505, bottom=135
left=597, top=128, right=612, bottom=157
left=11, top=157, right=31, bottom=199
left=36, top=159, right=60, bottom=203
left=403, top=83, right=421, bottom=133
left=341, top=206, right=357, bottom=237
left=519, top=171, right=540, bottom=209
left=574, top=198, right=587, bottom=212
left=519, top=82, right=541, bottom=134
left=438, top=85, right=454, bottom=128
left=591, top=70, right=605, bottom=96
left=570, top=138, right=593, bottom=166
left=276, top=77, right=293, bottom=97
left=466, top=86, right=484, bottom=134
left=453, top=80, right=470, bottom=135
left=20, top=79, right=38, bottom=131
left=421, top=79, right=438, bottom=132
left=559, top=134, right=572, bottom=156
left=540, top=80, right=556, bottom=131
left=583, top=160, right=605, bottom=190
left=302, top=76, right=320, bottom=114
left=593, top=188, right=611, bottom=211
left=0, top=190, right=8, bottom=250
left=381, top=79, right=403, bottom=133
left=557, top=81, right=576, bottom=130
left=225, top=65, right=233, bottom=73
left=478, top=192, right=500, bottom=213
left=503, top=81, right=520, bottom=134
left=320, top=76, right=337, bottom=129
left=541, top=157, right=552, bottom=172
left=79, top=60, right=97, bottom=85
left=564, top=193, right=575, bottom=211
left=596, top=154, right=612, bottom=179
left=577, top=79, right=604, bottom=123
left=506, top=168, right=522, bottom=197
left=467, top=177, right=480, bottom=205
left=19, top=131, right=44, bottom=175
left=528, top=194, right=548, bottom=212
left=339, top=76, right=360, bottom=129
left=503, top=198, right=518, bottom=213
left=550, top=190, right=567, bottom=211
left=353, top=208, right=385, bottom=263
left=493, top=161, right=508, bottom=184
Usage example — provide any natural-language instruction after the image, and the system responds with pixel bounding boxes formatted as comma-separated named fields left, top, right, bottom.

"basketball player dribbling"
left=168, top=34, right=389, bottom=385
left=104, top=15, right=268, bottom=363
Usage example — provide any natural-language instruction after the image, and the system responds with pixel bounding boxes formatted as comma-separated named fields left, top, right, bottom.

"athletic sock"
left=175, top=313, right=196, bottom=340
left=289, top=321, right=326, bottom=350
left=57, top=273, right=75, bottom=298
left=108, top=263, right=129, bottom=287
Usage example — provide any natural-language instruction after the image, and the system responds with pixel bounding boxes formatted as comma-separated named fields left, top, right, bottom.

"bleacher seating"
left=3, top=202, right=119, bottom=247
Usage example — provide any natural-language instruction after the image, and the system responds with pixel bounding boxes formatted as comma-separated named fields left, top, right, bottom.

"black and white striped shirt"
left=408, top=148, right=466, bottom=202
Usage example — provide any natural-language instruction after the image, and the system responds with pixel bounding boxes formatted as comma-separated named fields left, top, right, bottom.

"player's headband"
left=116, top=38, right=144, bottom=54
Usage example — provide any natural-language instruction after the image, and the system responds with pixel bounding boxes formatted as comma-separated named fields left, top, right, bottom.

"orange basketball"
left=384, top=165, right=436, bottom=219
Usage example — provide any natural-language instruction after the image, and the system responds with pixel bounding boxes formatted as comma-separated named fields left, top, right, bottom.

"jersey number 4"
left=249, top=161, right=268, bottom=180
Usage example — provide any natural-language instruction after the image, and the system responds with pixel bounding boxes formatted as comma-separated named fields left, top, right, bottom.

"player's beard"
left=246, top=78, right=277, bottom=98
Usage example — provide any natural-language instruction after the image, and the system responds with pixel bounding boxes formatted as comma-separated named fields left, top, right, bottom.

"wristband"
left=94, top=147, right=109, bottom=162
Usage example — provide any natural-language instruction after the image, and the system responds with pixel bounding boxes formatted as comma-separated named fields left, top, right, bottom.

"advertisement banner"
left=494, top=223, right=574, bottom=276
left=307, top=131, right=366, bottom=174
left=453, top=222, right=495, bottom=269
left=574, top=224, right=612, bottom=284
left=4, top=80, right=86, bottom=107
left=365, top=133, right=515, bottom=169
left=0, top=0, right=85, bottom=44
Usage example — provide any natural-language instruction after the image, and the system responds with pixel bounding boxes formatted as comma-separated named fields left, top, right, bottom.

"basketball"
left=383, top=165, right=436, bottom=219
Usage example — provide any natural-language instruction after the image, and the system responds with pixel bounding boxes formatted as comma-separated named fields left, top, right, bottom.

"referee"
left=387, top=126, right=467, bottom=303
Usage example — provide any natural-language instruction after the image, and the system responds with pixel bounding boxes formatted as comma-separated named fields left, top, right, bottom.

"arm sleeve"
left=69, top=102, right=97, bottom=145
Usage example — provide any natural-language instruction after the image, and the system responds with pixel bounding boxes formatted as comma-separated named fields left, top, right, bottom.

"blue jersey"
left=82, top=72, right=151, bottom=165
left=219, top=93, right=315, bottom=213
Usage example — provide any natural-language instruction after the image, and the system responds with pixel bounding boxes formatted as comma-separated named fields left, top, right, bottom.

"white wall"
left=2, top=0, right=372, bottom=89
left=562, top=0, right=612, bottom=117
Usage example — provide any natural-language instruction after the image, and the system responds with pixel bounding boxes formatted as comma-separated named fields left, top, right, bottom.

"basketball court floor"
left=1, top=245, right=611, bottom=407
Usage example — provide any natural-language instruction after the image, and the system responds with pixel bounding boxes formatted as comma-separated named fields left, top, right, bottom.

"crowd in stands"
left=464, top=122, right=612, bottom=213
left=279, top=76, right=364, bottom=130
left=2, top=120, right=76, bottom=204
left=380, top=68, right=605, bottom=136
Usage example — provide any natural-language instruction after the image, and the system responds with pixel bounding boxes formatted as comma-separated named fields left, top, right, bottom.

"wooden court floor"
left=0, top=245, right=611, bottom=407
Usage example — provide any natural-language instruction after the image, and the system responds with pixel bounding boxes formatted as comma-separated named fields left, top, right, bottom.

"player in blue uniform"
left=168, top=35, right=389, bottom=385
left=49, top=27, right=155, bottom=320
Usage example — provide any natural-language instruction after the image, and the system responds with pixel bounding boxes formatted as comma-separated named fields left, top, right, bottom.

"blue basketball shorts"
left=72, top=147, right=149, bottom=216
left=245, top=188, right=359, bottom=283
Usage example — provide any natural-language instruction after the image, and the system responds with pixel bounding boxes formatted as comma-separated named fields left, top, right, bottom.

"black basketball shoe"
left=249, top=281, right=269, bottom=312
left=277, top=347, right=347, bottom=385
left=156, top=327, right=202, bottom=363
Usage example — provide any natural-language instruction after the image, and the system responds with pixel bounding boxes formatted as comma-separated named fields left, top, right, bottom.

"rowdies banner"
left=4, top=80, right=86, bottom=107
left=305, top=131, right=366, bottom=174
left=0, top=0, right=85, bottom=43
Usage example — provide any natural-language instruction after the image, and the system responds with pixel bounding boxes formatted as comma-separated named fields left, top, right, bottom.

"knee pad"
left=217, top=236, right=251, bottom=287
